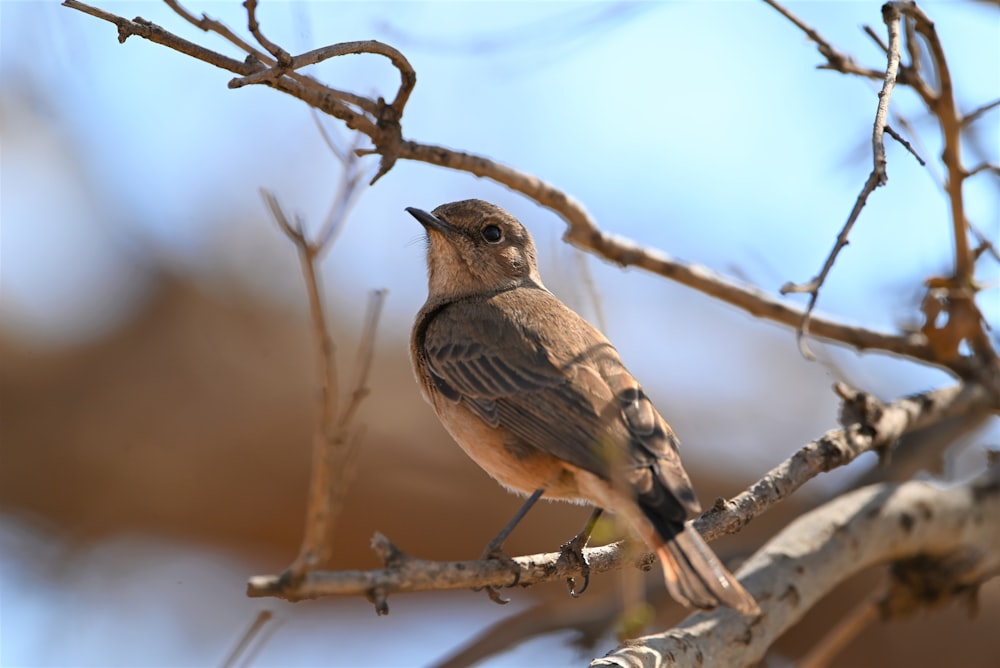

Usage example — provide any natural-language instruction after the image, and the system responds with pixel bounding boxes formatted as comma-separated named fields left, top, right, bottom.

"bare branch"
left=396, top=140, right=967, bottom=370
left=884, top=124, right=926, bottom=166
left=246, top=381, right=998, bottom=602
left=761, top=0, right=890, bottom=82
left=338, top=290, right=387, bottom=429
left=692, top=382, right=995, bottom=541
left=967, top=162, right=1000, bottom=179
left=64, top=0, right=991, bottom=377
left=163, top=0, right=375, bottom=113
left=594, top=463, right=1000, bottom=668
left=778, top=4, right=904, bottom=358
left=963, top=97, right=1000, bottom=127
left=221, top=610, right=277, bottom=668
left=229, top=39, right=416, bottom=114
left=799, top=594, right=882, bottom=668
left=259, top=184, right=386, bottom=582
left=260, top=191, right=342, bottom=574
left=316, top=132, right=372, bottom=254
left=862, top=23, right=889, bottom=55
left=67, top=6, right=999, bottom=646
left=243, top=0, right=293, bottom=66
left=896, top=3, right=973, bottom=286
left=165, top=0, right=268, bottom=66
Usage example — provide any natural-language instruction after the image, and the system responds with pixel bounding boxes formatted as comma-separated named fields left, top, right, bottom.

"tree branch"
left=594, top=462, right=1000, bottom=667
left=246, top=381, right=998, bottom=604
left=63, top=0, right=992, bottom=379
left=778, top=3, right=904, bottom=358
left=259, top=174, right=385, bottom=580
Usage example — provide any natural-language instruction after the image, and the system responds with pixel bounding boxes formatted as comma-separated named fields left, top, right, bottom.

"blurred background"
left=1, top=1, right=998, bottom=666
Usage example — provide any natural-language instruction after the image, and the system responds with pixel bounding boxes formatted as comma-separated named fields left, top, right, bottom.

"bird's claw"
left=473, top=545, right=522, bottom=605
left=558, top=533, right=592, bottom=597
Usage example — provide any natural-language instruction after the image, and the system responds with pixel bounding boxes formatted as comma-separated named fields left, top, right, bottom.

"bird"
left=407, top=199, right=759, bottom=615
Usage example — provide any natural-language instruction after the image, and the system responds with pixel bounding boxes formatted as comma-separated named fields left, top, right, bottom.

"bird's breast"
left=428, top=397, right=586, bottom=502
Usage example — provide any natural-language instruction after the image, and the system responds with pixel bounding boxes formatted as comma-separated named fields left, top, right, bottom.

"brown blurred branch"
left=799, top=593, right=882, bottom=668
left=595, top=462, right=1000, bottom=668
left=246, top=380, right=998, bottom=603
left=261, top=190, right=387, bottom=579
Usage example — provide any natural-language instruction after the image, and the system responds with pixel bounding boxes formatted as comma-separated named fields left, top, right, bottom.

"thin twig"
left=779, top=3, right=904, bottom=358
left=338, top=290, right=387, bottom=429
left=862, top=23, right=889, bottom=54
left=261, top=190, right=342, bottom=575
left=799, top=593, right=882, bottom=668
left=244, top=0, right=292, bottom=66
left=317, top=132, right=372, bottom=255
left=165, top=0, right=268, bottom=65
left=967, top=162, right=1000, bottom=179
left=221, top=610, right=276, bottom=668
left=884, top=124, right=926, bottom=166
left=962, top=97, right=1000, bottom=127
left=761, top=0, right=909, bottom=85
left=164, top=0, right=375, bottom=113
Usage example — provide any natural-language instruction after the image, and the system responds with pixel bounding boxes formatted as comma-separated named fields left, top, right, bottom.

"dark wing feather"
left=424, top=289, right=700, bottom=518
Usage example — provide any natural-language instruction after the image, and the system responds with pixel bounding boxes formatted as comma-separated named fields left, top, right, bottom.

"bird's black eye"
left=481, top=224, right=503, bottom=243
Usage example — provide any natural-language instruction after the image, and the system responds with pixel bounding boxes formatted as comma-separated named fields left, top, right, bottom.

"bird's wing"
left=423, top=290, right=701, bottom=518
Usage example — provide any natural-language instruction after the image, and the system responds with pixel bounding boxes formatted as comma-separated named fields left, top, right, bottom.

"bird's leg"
left=475, top=488, right=544, bottom=604
left=558, top=507, right=604, bottom=597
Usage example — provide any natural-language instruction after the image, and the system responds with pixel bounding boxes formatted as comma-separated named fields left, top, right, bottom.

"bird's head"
left=407, top=199, right=544, bottom=300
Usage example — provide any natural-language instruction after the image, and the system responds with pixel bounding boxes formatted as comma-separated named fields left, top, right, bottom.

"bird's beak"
left=406, top=207, right=453, bottom=235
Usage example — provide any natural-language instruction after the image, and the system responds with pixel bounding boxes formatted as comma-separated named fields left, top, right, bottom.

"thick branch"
left=693, top=382, right=995, bottom=540
left=594, top=463, right=1000, bottom=667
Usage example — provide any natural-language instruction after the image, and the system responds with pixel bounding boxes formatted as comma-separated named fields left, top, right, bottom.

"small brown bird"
left=408, top=199, right=758, bottom=614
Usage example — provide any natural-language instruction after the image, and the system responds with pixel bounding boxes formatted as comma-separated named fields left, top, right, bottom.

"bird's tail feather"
left=656, top=526, right=759, bottom=615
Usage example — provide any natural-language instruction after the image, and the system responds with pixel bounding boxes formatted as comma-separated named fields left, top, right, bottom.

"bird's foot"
left=474, top=543, right=522, bottom=604
left=557, top=532, right=592, bottom=597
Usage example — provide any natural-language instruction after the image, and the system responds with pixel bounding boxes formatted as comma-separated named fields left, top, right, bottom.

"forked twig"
left=780, top=3, right=904, bottom=358
left=259, top=188, right=386, bottom=582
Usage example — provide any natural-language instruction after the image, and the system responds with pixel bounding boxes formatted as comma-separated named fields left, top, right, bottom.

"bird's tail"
left=655, top=525, right=759, bottom=615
